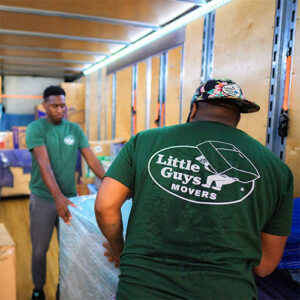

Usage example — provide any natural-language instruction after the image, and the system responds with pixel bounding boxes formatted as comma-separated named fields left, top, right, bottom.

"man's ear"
left=189, top=103, right=198, bottom=122
left=42, top=101, right=47, bottom=109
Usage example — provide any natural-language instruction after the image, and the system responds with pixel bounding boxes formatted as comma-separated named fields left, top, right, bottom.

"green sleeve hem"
left=26, top=142, right=46, bottom=150
left=104, top=175, right=132, bottom=191
left=262, top=229, right=291, bottom=236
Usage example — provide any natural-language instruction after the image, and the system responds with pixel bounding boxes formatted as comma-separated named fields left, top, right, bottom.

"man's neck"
left=194, top=114, right=238, bottom=127
left=190, top=102, right=240, bottom=128
left=46, top=117, right=63, bottom=125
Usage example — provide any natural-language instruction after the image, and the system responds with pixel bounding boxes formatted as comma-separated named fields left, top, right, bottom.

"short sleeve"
left=26, top=121, right=45, bottom=150
left=105, top=136, right=136, bottom=191
left=262, top=168, right=294, bottom=236
left=77, top=125, right=90, bottom=149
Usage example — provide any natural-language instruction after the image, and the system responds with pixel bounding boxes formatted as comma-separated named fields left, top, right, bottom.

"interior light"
left=83, top=0, right=232, bottom=76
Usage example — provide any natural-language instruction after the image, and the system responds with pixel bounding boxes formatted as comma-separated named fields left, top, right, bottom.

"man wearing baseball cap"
left=95, top=79, right=294, bottom=299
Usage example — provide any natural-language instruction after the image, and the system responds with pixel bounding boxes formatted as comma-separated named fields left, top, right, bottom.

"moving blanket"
left=0, top=149, right=32, bottom=188
left=60, top=195, right=132, bottom=300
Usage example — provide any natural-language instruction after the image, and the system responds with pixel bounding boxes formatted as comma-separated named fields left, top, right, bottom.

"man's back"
left=106, top=121, right=294, bottom=300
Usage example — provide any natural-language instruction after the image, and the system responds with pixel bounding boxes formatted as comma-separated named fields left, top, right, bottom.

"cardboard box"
left=0, top=131, right=14, bottom=149
left=89, top=138, right=126, bottom=157
left=67, top=106, right=85, bottom=124
left=82, top=138, right=126, bottom=177
left=12, top=126, right=27, bottom=149
left=0, top=223, right=16, bottom=300
left=35, top=104, right=46, bottom=119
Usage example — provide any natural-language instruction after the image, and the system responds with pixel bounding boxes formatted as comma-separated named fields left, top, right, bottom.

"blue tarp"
left=0, top=113, right=35, bottom=131
left=0, top=149, right=32, bottom=188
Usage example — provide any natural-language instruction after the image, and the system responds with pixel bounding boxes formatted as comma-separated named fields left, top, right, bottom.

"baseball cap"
left=190, top=79, right=260, bottom=113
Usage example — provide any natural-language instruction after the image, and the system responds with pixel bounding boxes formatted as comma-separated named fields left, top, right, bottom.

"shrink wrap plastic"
left=60, top=195, right=132, bottom=300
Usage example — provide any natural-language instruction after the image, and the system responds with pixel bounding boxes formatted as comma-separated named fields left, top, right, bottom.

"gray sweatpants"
left=29, top=194, right=59, bottom=290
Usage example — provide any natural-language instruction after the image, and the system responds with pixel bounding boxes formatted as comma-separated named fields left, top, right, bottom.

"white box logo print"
left=148, top=141, right=260, bottom=205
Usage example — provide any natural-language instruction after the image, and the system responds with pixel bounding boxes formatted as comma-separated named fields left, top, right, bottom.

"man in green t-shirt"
left=26, top=86, right=105, bottom=300
left=95, top=79, right=294, bottom=300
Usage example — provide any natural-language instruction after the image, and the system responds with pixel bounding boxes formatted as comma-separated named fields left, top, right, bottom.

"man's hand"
left=55, top=195, right=77, bottom=224
left=103, top=241, right=120, bottom=268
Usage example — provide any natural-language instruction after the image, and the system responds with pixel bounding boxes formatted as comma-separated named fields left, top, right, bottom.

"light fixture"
left=83, top=0, right=232, bottom=76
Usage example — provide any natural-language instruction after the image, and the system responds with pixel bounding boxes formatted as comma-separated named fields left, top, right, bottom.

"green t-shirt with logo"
left=106, top=121, right=294, bottom=300
left=26, top=118, right=89, bottom=201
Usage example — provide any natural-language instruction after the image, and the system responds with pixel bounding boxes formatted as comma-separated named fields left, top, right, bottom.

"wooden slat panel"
left=214, top=0, right=275, bottom=144
left=150, top=56, right=160, bottom=129
left=61, top=82, right=85, bottom=130
left=88, top=72, right=98, bottom=140
left=165, top=46, right=182, bottom=127
left=0, top=0, right=193, bottom=24
left=0, top=11, right=145, bottom=43
left=0, top=48, right=97, bottom=62
left=0, top=58, right=85, bottom=69
left=285, top=0, right=300, bottom=197
left=136, top=61, right=147, bottom=133
left=182, top=17, right=204, bottom=122
left=106, top=75, right=113, bottom=140
left=116, top=67, right=132, bottom=141
left=1, top=35, right=110, bottom=53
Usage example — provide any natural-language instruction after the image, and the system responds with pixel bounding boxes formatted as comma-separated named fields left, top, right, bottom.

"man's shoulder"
left=137, top=123, right=186, bottom=138
left=27, top=118, right=45, bottom=132
left=63, top=120, right=82, bottom=131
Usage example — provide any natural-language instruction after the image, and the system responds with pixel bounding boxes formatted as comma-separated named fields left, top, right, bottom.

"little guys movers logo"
left=148, top=141, right=260, bottom=205
left=64, top=135, right=75, bottom=146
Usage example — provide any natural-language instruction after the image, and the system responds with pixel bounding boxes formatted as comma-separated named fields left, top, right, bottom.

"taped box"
left=34, top=104, right=46, bottom=119
left=12, top=126, right=27, bottom=149
left=0, top=223, right=16, bottom=300
left=0, top=131, right=14, bottom=149
left=82, top=138, right=126, bottom=177
left=89, top=138, right=126, bottom=157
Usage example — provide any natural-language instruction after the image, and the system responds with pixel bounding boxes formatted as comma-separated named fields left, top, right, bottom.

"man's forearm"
left=95, top=211, right=124, bottom=257
left=89, top=159, right=105, bottom=180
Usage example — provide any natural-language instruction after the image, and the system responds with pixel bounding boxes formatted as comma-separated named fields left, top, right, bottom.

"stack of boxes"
left=0, top=223, right=16, bottom=300
left=12, top=127, right=27, bottom=149
left=78, top=138, right=126, bottom=196
left=0, top=131, right=13, bottom=150
left=0, top=127, right=27, bottom=150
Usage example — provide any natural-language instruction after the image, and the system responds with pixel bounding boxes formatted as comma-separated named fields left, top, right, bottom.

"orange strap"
left=0, top=94, right=43, bottom=99
left=161, top=103, right=165, bottom=127
left=283, top=55, right=292, bottom=111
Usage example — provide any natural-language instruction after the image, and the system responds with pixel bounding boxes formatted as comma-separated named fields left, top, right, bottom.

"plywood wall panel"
left=106, top=75, right=113, bottom=140
left=182, top=17, right=204, bottom=123
left=136, top=61, right=147, bottom=133
left=88, top=72, right=98, bottom=140
left=100, top=68, right=107, bottom=141
left=150, top=56, right=160, bottom=129
left=214, top=0, right=275, bottom=144
left=116, top=67, right=132, bottom=141
left=285, top=0, right=300, bottom=197
left=61, top=81, right=85, bottom=131
left=165, top=46, right=182, bottom=127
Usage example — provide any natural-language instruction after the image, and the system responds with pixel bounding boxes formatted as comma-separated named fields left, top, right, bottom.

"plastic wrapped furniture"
left=60, top=195, right=132, bottom=300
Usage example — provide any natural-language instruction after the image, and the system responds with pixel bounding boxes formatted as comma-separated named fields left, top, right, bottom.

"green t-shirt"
left=106, top=121, right=294, bottom=300
left=26, top=118, right=89, bottom=201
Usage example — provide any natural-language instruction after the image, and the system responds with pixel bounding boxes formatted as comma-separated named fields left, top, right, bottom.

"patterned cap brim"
left=193, top=97, right=260, bottom=113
